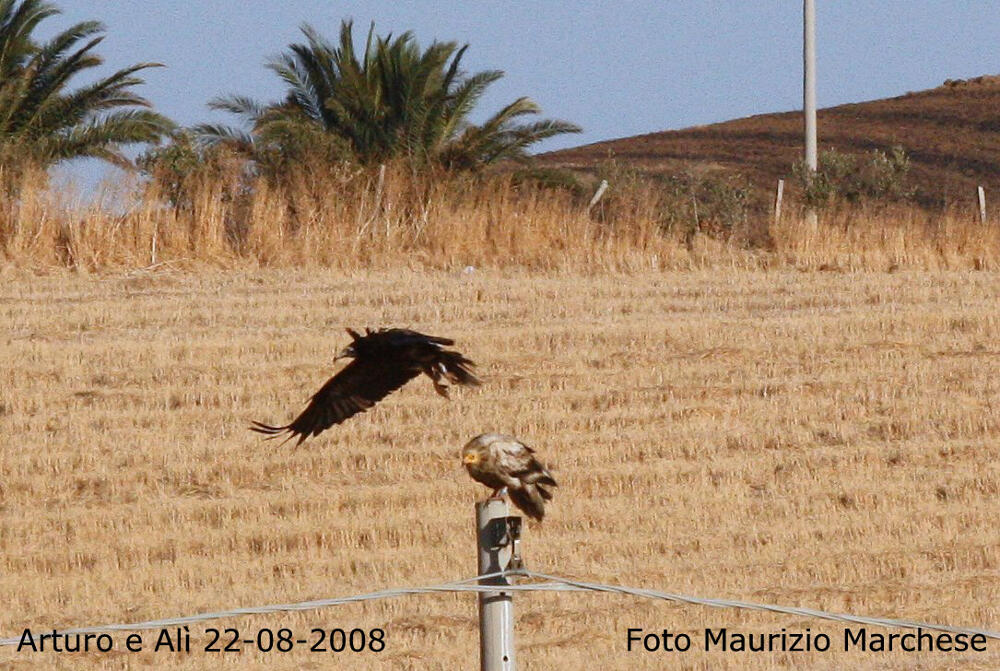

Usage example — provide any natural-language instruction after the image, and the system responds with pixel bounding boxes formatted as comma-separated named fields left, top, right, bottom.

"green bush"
left=137, top=132, right=243, bottom=212
left=793, top=145, right=914, bottom=207
left=592, top=158, right=754, bottom=244
left=660, top=172, right=752, bottom=239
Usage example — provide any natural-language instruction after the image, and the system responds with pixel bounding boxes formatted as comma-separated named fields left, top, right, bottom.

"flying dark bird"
left=251, top=328, right=480, bottom=445
left=462, top=433, right=557, bottom=521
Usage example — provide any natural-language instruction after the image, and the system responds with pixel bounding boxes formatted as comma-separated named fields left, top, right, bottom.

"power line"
left=2, top=567, right=997, bottom=647
left=523, top=570, right=1000, bottom=641
left=0, top=569, right=518, bottom=646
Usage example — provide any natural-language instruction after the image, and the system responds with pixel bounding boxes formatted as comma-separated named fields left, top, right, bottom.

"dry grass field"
left=1, top=267, right=999, bottom=670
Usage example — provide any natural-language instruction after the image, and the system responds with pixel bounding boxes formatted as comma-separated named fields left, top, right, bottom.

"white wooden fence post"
left=978, top=186, right=987, bottom=225
left=774, top=179, right=785, bottom=226
left=587, top=180, right=609, bottom=211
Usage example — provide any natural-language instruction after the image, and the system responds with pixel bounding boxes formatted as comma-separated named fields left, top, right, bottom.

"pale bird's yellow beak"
left=462, top=453, right=477, bottom=464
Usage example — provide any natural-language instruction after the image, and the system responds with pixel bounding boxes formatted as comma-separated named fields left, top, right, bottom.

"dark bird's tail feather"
left=249, top=421, right=307, bottom=446
left=249, top=420, right=286, bottom=436
left=439, top=350, right=481, bottom=386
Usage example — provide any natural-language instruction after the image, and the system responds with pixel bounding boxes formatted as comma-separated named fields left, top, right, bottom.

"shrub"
left=592, top=159, right=754, bottom=245
left=793, top=145, right=914, bottom=207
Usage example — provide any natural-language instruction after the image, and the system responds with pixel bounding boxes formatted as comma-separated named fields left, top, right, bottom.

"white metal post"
left=804, top=0, right=818, bottom=225
left=476, top=499, right=517, bottom=671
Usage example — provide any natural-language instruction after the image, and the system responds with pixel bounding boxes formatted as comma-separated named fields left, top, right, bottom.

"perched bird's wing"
left=493, top=438, right=557, bottom=521
left=495, top=440, right=557, bottom=486
left=491, top=439, right=531, bottom=472
left=250, top=358, right=420, bottom=446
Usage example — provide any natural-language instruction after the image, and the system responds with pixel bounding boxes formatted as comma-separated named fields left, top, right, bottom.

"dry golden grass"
left=1, top=267, right=998, bottom=669
left=4, top=165, right=1000, bottom=275
left=771, top=203, right=1000, bottom=271
left=0, top=165, right=680, bottom=274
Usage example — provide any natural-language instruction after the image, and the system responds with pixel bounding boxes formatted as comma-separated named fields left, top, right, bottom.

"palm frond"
left=202, top=18, right=580, bottom=171
left=191, top=122, right=256, bottom=151
left=44, top=108, right=172, bottom=167
left=207, top=94, right=269, bottom=122
left=0, top=2, right=171, bottom=170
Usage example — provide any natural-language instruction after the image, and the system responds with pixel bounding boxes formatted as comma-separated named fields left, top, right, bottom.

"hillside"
left=541, top=75, right=1000, bottom=208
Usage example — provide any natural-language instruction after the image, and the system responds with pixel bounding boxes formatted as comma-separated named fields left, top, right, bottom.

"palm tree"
left=199, top=20, right=580, bottom=170
left=0, top=0, right=173, bottom=170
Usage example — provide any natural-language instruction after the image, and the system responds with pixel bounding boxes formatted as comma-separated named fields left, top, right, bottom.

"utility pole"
left=804, top=0, right=818, bottom=225
left=476, top=499, right=521, bottom=671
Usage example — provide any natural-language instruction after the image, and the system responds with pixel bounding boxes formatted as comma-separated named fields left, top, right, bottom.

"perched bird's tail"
left=510, top=486, right=547, bottom=521
left=511, top=471, right=557, bottom=521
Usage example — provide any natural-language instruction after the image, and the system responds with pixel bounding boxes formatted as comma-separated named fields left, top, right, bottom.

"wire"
left=0, top=569, right=518, bottom=646
left=2, top=568, right=997, bottom=647
left=519, top=569, right=1000, bottom=641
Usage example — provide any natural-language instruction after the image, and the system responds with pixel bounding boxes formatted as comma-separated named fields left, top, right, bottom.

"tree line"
left=0, top=0, right=581, bottom=182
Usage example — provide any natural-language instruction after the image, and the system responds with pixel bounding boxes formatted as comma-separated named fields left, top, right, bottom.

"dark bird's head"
left=335, top=328, right=363, bottom=360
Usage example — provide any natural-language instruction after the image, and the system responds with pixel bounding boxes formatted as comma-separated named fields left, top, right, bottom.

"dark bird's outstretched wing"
left=376, top=328, right=480, bottom=391
left=252, top=327, right=479, bottom=445
left=250, top=357, right=420, bottom=446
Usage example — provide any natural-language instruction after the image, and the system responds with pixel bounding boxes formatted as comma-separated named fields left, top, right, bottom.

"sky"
left=41, top=1, right=1000, bottom=190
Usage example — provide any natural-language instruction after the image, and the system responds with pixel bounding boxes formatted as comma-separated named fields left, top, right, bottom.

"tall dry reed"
left=2, top=163, right=999, bottom=273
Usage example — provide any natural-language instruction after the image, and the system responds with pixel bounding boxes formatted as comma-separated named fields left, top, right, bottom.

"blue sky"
left=42, top=2, right=1000, bottom=188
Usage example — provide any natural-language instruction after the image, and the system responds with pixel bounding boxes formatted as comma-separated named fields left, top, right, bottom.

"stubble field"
left=1, top=268, right=998, bottom=670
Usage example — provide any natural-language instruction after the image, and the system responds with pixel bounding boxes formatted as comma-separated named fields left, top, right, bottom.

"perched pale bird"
left=462, top=433, right=557, bottom=521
